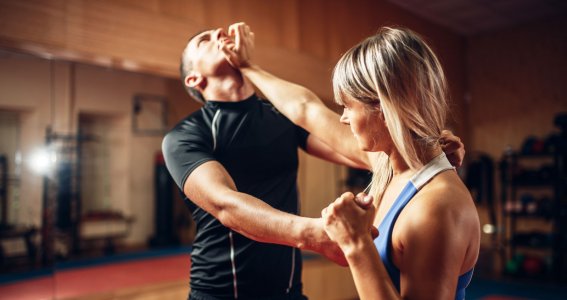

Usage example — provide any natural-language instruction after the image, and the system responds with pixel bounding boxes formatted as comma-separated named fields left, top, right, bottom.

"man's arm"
left=184, top=160, right=348, bottom=266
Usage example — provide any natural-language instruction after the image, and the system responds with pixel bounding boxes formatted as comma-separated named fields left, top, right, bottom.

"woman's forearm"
left=241, top=65, right=370, bottom=168
left=344, top=237, right=401, bottom=300
left=241, top=65, right=321, bottom=127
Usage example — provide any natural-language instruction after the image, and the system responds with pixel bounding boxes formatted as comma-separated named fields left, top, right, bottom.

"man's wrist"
left=294, top=217, right=321, bottom=251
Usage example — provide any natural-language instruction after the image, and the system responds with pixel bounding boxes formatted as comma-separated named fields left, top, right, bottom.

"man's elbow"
left=216, top=208, right=235, bottom=228
left=213, top=201, right=242, bottom=231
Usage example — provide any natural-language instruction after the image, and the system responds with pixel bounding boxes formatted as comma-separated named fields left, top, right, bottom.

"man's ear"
left=186, top=72, right=204, bottom=89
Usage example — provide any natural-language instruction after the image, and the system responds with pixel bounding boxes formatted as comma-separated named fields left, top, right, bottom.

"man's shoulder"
left=163, top=108, right=211, bottom=146
left=171, top=108, right=211, bottom=132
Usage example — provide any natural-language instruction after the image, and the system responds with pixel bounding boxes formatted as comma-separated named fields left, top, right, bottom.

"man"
left=162, top=24, right=465, bottom=300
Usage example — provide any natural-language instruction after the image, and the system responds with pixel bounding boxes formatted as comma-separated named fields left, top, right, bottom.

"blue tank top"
left=373, top=153, right=474, bottom=300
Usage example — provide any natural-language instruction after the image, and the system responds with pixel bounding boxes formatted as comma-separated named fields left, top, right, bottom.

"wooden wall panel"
left=64, top=1, right=190, bottom=69
left=200, top=0, right=235, bottom=31
left=303, top=258, right=358, bottom=299
left=295, top=0, right=467, bottom=134
left=279, top=0, right=300, bottom=51
left=298, top=0, right=330, bottom=60
left=0, top=0, right=466, bottom=123
left=0, top=0, right=67, bottom=48
left=176, top=0, right=207, bottom=25
left=0, top=0, right=200, bottom=77
left=467, top=16, right=567, bottom=158
left=231, top=0, right=284, bottom=47
left=114, top=0, right=161, bottom=13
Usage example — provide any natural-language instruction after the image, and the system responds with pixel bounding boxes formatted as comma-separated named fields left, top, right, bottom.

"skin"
left=222, top=24, right=465, bottom=170
left=225, top=22, right=479, bottom=300
left=325, top=96, right=479, bottom=300
left=180, top=26, right=373, bottom=266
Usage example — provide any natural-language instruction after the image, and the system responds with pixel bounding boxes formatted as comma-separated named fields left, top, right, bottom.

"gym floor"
left=1, top=247, right=566, bottom=300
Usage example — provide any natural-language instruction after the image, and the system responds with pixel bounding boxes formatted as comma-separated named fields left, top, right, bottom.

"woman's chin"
left=358, top=142, right=372, bottom=152
left=359, top=141, right=382, bottom=153
left=355, top=137, right=375, bottom=152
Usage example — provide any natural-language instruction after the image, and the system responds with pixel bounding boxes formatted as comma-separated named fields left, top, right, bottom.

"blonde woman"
left=224, top=23, right=479, bottom=300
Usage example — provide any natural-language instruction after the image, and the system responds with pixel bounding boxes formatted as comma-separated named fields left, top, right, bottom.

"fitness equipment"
left=148, top=152, right=178, bottom=247
left=521, top=136, right=547, bottom=155
left=505, top=253, right=524, bottom=275
left=519, top=193, right=536, bottom=214
left=41, top=127, right=95, bottom=264
left=522, top=255, right=546, bottom=276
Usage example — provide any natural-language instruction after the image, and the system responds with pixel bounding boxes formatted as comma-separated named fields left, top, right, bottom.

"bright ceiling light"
left=28, top=147, right=56, bottom=175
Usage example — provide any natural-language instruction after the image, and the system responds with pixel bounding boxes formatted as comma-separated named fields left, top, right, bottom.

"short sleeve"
left=295, top=125, right=309, bottom=150
left=162, top=125, right=215, bottom=190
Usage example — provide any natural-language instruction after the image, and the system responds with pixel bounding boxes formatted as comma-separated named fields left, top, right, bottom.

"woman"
left=225, top=23, right=479, bottom=300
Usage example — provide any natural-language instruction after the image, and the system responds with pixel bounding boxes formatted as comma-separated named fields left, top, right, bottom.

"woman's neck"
left=387, top=145, right=443, bottom=176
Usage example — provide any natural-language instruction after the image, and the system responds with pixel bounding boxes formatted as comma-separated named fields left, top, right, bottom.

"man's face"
left=186, top=28, right=235, bottom=76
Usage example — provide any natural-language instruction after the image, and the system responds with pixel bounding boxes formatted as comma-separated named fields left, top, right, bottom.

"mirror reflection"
left=0, top=49, right=197, bottom=299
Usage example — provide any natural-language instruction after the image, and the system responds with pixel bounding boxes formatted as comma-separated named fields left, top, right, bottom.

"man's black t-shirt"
left=162, top=94, right=309, bottom=299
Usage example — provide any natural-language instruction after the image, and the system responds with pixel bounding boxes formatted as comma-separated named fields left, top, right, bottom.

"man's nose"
left=212, top=28, right=227, bottom=41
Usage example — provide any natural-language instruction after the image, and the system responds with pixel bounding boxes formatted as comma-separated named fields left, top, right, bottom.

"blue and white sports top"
left=373, top=153, right=474, bottom=300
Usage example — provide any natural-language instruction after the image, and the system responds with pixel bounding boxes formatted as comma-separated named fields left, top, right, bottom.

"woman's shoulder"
left=420, top=170, right=471, bottom=200
left=405, top=171, right=476, bottom=224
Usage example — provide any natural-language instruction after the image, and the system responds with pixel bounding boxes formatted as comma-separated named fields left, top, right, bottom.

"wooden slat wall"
left=0, top=0, right=466, bottom=108
left=467, top=17, right=567, bottom=158
left=0, top=0, right=199, bottom=78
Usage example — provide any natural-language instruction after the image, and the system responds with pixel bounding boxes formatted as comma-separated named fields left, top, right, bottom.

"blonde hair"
left=332, top=27, right=448, bottom=202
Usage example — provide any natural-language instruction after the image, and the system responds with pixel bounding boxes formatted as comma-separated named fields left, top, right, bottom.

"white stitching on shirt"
left=286, top=248, right=295, bottom=293
left=229, top=231, right=238, bottom=298
left=211, top=109, right=221, bottom=151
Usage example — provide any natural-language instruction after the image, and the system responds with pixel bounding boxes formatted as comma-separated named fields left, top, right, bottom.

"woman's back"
left=375, top=157, right=480, bottom=298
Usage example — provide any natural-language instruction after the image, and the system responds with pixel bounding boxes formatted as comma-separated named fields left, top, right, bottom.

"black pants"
left=188, top=289, right=308, bottom=300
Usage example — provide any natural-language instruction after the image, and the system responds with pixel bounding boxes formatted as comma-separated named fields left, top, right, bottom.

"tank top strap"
left=409, top=152, right=455, bottom=190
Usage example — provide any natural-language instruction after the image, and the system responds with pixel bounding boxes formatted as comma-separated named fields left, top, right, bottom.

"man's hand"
left=304, top=219, right=348, bottom=267
left=221, top=22, right=255, bottom=68
left=440, top=130, right=465, bottom=168
left=322, top=192, right=377, bottom=255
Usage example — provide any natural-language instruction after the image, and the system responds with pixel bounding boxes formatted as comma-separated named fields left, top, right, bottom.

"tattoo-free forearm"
left=241, top=65, right=369, bottom=168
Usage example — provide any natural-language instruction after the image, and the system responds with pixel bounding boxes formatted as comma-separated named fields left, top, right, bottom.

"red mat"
left=0, top=254, right=189, bottom=299
left=481, top=297, right=533, bottom=300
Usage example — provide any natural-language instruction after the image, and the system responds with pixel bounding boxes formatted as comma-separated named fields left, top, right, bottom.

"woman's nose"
left=339, top=112, right=349, bottom=124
